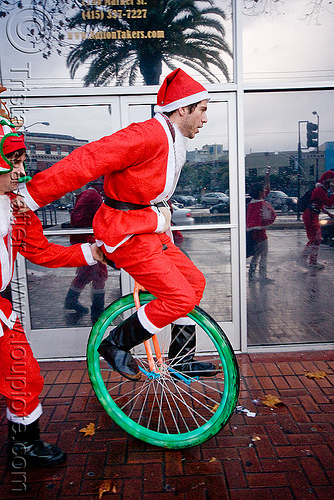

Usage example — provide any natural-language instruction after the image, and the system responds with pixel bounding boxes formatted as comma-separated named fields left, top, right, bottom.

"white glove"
left=158, top=206, right=171, bottom=233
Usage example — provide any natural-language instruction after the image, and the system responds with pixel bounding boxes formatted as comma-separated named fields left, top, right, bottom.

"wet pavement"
left=1, top=350, right=334, bottom=499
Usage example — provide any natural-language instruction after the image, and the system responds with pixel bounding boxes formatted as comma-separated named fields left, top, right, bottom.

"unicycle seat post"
left=134, top=282, right=163, bottom=372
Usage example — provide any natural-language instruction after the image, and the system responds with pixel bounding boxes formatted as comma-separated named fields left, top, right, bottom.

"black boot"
left=91, top=291, right=105, bottom=325
left=98, top=312, right=152, bottom=381
left=64, top=288, right=89, bottom=315
left=7, top=418, right=66, bottom=469
left=168, top=324, right=218, bottom=378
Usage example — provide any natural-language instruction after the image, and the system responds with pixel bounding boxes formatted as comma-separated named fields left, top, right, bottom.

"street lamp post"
left=312, top=111, right=319, bottom=180
left=23, top=121, right=50, bottom=176
left=297, top=121, right=308, bottom=220
left=23, top=121, right=50, bottom=132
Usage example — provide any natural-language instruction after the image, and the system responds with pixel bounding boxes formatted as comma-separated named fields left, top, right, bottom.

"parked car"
left=265, top=191, right=298, bottom=212
left=172, top=194, right=197, bottom=206
left=210, top=194, right=251, bottom=214
left=210, top=202, right=229, bottom=214
left=169, top=198, right=184, bottom=208
left=201, top=192, right=229, bottom=208
left=171, top=204, right=194, bottom=225
left=319, top=208, right=334, bottom=246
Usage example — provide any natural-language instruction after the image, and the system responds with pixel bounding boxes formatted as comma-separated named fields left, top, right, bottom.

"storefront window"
left=243, top=0, right=334, bottom=84
left=245, top=90, right=334, bottom=346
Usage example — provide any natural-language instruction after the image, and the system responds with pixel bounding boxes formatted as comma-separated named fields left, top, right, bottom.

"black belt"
left=104, top=196, right=168, bottom=211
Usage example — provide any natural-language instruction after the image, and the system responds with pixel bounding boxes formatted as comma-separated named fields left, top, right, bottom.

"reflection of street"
left=31, top=211, right=333, bottom=347
left=248, top=228, right=334, bottom=346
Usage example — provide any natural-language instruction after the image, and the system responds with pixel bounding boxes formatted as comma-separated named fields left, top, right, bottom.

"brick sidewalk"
left=0, top=350, right=333, bottom=500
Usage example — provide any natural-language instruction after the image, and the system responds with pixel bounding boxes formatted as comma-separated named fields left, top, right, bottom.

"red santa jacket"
left=309, top=184, right=334, bottom=213
left=70, top=187, right=103, bottom=245
left=246, top=199, right=276, bottom=243
left=0, top=197, right=95, bottom=336
left=20, top=115, right=178, bottom=253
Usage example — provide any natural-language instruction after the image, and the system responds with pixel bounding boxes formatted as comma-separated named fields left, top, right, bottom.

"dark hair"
left=5, top=148, right=26, bottom=162
left=164, top=101, right=201, bottom=118
left=250, top=182, right=264, bottom=199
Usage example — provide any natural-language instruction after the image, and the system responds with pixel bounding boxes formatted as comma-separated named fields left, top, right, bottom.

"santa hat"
left=154, top=68, right=209, bottom=114
left=0, top=116, right=26, bottom=174
left=319, top=170, right=334, bottom=184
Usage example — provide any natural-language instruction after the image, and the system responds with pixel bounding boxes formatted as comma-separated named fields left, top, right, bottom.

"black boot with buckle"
left=98, top=311, right=152, bottom=380
left=168, top=324, right=218, bottom=378
left=7, top=418, right=66, bottom=469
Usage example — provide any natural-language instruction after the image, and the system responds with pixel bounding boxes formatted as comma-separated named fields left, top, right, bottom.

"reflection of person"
left=299, top=170, right=334, bottom=270
left=0, top=117, right=104, bottom=468
left=20, top=68, right=218, bottom=380
left=64, top=181, right=108, bottom=324
left=246, top=167, right=276, bottom=284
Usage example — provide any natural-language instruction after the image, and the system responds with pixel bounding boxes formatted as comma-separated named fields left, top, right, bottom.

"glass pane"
left=245, top=90, right=334, bottom=346
left=173, top=228, right=232, bottom=322
left=128, top=100, right=230, bottom=225
left=10, top=104, right=116, bottom=228
left=26, top=233, right=121, bottom=330
left=0, top=0, right=233, bottom=88
left=243, top=0, right=334, bottom=84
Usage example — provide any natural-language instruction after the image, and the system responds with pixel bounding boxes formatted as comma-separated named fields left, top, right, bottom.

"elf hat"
left=0, top=116, right=26, bottom=174
left=319, top=170, right=334, bottom=183
left=154, top=68, right=209, bottom=114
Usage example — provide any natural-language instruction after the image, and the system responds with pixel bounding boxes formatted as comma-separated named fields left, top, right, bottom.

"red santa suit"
left=300, top=171, right=334, bottom=266
left=246, top=192, right=276, bottom=281
left=0, top=195, right=96, bottom=421
left=20, top=114, right=206, bottom=332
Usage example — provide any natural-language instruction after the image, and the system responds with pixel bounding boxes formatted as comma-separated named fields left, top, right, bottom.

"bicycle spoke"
left=87, top=292, right=239, bottom=448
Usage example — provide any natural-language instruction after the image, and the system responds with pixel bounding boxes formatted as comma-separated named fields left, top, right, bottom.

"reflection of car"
left=170, top=198, right=184, bottom=208
left=172, top=194, right=197, bottom=206
left=201, top=192, right=229, bottom=207
left=210, top=202, right=229, bottom=214
left=171, top=205, right=194, bottom=225
left=265, top=191, right=298, bottom=212
left=319, top=209, right=334, bottom=245
left=210, top=194, right=251, bottom=214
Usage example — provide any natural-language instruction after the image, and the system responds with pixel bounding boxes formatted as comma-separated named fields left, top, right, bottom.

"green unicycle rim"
left=87, top=292, right=239, bottom=449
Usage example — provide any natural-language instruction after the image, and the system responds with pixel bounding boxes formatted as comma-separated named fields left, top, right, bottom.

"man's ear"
left=178, top=107, right=187, bottom=116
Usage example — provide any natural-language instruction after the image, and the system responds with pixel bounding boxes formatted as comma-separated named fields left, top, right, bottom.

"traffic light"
left=306, top=121, right=318, bottom=148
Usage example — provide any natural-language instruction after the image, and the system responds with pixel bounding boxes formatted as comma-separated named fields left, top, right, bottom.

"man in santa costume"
left=19, top=68, right=217, bottom=381
left=0, top=113, right=104, bottom=468
left=299, top=170, right=334, bottom=270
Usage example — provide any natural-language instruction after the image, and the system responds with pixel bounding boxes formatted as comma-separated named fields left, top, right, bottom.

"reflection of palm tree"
left=67, top=0, right=231, bottom=85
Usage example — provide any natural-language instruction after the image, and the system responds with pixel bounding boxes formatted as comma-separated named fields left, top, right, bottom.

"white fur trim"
left=0, top=195, right=11, bottom=237
left=81, top=243, right=96, bottom=265
left=101, top=234, right=133, bottom=254
left=154, top=91, right=210, bottom=113
left=7, top=403, right=43, bottom=424
left=17, top=183, right=40, bottom=211
left=172, top=317, right=196, bottom=326
left=137, top=304, right=162, bottom=334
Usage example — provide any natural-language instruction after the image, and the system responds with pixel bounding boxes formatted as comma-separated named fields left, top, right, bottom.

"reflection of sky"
left=0, top=0, right=333, bottom=152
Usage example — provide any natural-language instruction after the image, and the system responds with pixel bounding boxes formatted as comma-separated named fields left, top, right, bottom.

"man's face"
left=178, top=100, right=208, bottom=139
left=0, top=152, right=26, bottom=195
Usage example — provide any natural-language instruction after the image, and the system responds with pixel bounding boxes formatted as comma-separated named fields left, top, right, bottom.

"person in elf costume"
left=246, top=167, right=276, bottom=284
left=19, top=68, right=218, bottom=381
left=299, top=170, right=334, bottom=270
left=0, top=96, right=105, bottom=468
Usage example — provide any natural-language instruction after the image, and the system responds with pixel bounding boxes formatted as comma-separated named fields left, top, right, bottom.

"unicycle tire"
left=87, top=292, right=239, bottom=449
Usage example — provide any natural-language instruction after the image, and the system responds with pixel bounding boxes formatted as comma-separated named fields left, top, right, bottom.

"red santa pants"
left=107, top=232, right=206, bottom=331
left=71, top=262, right=108, bottom=291
left=0, top=299, right=43, bottom=418
left=301, top=209, right=322, bottom=265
